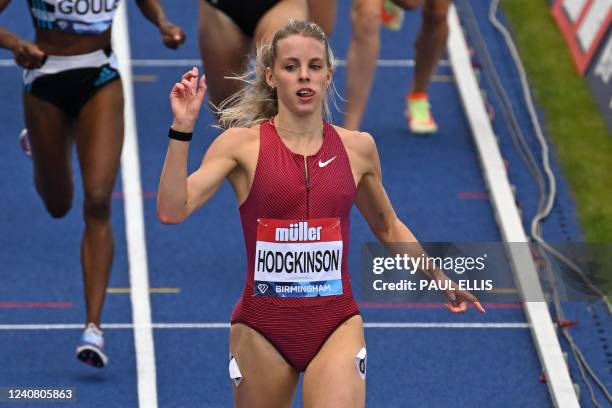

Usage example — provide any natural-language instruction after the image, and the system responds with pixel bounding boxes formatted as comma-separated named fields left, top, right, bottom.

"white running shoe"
left=76, top=323, right=108, bottom=368
left=19, top=128, right=31, bottom=158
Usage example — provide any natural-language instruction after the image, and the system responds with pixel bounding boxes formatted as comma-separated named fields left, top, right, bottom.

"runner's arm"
left=157, top=68, right=238, bottom=223
left=354, top=133, right=484, bottom=313
left=134, top=0, right=185, bottom=49
left=0, top=2, right=45, bottom=69
left=353, top=133, right=421, bottom=248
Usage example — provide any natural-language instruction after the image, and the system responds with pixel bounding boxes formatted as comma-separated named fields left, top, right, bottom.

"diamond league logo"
left=257, top=283, right=268, bottom=294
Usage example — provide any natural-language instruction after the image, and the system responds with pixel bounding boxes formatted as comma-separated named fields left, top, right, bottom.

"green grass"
left=501, top=0, right=612, bottom=243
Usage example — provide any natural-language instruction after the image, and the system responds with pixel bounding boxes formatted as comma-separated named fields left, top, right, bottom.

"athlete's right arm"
left=157, top=67, right=239, bottom=224
left=0, top=1, right=45, bottom=68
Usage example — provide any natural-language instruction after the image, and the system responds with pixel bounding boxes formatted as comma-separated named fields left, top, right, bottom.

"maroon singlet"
left=231, top=119, right=361, bottom=372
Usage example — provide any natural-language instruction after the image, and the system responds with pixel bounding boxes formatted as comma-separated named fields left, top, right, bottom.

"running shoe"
left=406, top=95, right=438, bottom=134
left=19, top=128, right=31, bottom=158
left=381, top=0, right=404, bottom=31
left=76, top=323, right=108, bottom=368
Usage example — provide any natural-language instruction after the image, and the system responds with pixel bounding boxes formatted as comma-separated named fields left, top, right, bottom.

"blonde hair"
left=216, top=20, right=336, bottom=129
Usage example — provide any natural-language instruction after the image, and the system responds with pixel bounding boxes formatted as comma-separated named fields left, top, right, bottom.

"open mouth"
left=296, top=88, right=315, bottom=98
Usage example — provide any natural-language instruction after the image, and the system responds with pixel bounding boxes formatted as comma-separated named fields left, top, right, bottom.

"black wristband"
left=168, top=127, right=193, bottom=141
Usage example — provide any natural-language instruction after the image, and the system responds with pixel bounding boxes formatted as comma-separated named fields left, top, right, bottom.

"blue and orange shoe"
left=381, top=0, right=404, bottom=31
left=19, top=129, right=31, bottom=158
left=76, top=323, right=108, bottom=368
left=406, top=93, right=438, bottom=134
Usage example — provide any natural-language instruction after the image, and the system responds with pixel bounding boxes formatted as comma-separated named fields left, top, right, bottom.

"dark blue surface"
left=1, top=0, right=608, bottom=406
left=0, top=329, right=138, bottom=407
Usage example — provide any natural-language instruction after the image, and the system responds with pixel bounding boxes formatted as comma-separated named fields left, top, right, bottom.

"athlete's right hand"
left=13, top=39, right=45, bottom=69
left=170, top=67, right=207, bottom=133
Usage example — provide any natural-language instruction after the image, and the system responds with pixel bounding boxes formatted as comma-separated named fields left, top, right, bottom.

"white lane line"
left=0, top=322, right=529, bottom=330
left=365, top=322, right=529, bottom=328
left=0, top=59, right=451, bottom=68
left=127, top=58, right=451, bottom=67
left=447, top=5, right=578, bottom=407
left=113, top=3, right=157, bottom=408
left=131, top=59, right=201, bottom=67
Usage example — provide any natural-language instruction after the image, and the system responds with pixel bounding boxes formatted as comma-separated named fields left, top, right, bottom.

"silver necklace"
left=271, top=118, right=324, bottom=134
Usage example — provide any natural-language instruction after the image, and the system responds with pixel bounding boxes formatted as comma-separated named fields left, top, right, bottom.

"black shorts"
left=23, top=47, right=120, bottom=118
left=205, top=0, right=280, bottom=38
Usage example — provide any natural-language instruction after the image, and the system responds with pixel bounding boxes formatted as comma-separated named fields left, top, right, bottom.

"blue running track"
left=0, top=1, right=609, bottom=406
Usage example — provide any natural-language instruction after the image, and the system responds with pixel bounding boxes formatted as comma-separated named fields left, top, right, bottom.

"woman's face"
left=268, top=34, right=331, bottom=117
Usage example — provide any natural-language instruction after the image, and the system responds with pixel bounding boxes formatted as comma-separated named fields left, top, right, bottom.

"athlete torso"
left=235, top=120, right=359, bottom=306
left=226, top=123, right=362, bottom=207
left=27, top=0, right=120, bottom=55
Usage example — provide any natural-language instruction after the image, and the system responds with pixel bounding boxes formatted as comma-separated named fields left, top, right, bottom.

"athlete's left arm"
left=354, top=133, right=485, bottom=313
left=134, top=0, right=185, bottom=49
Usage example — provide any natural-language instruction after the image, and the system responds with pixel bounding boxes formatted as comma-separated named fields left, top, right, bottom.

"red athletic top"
left=231, top=119, right=361, bottom=371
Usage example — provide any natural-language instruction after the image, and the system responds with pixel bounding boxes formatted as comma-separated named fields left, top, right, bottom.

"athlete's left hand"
left=443, top=280, right=486, bottom=314
left=159, top=20, right=185, bottom=49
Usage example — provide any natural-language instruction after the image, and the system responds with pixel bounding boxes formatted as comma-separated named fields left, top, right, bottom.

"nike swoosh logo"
left=318, top=156, right=337, bottom=168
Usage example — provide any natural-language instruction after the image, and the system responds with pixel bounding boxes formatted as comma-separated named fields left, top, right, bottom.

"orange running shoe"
left=406, top=94, right=438, bottom=134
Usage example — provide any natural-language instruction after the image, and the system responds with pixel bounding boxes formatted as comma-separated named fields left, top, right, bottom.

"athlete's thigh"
left=23, top=92, right=73, bottom=198
left=230, top=323, right=299, bottom=408
left=199, top=0, right=251, bottom=107
left=351, top=0, right=382, bottom=26
left=254, top=0, right=308, bottom=44
left=74, top=80, right=124, bottom=199
left=307, top=0, right=337, bottom=35
left=302, top=315, right=366, bottom=408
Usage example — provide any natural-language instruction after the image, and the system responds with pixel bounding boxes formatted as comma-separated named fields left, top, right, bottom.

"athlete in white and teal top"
left=28, top=0, right=121, bottom=34
left=0, top=0, right=185, bottom=369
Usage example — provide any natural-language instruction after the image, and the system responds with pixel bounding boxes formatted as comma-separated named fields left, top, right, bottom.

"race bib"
left=55, top=0, right=120, bottom=21
left=253, top=218, right=343, bottom=297
left=52, top=0, right=120, bottom=33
